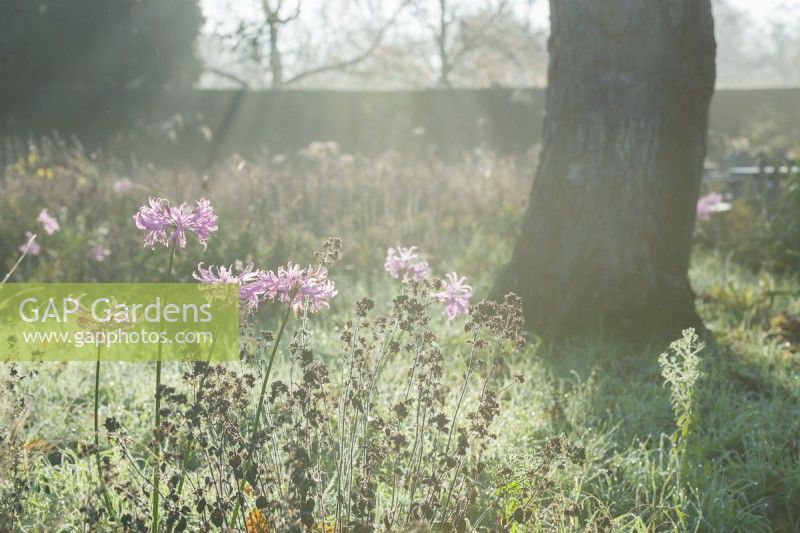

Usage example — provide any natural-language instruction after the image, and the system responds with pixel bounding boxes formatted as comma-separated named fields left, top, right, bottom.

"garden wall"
left=0, top=87, right=798, bottom=162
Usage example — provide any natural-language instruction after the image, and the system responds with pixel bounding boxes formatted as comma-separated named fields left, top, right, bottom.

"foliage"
left=768, top=170, right=800, bottom=274
left=659, top=329, right=705, bottom=453
left=4, top=249, right=800, bottom=531
left=0, top=0, right=202, bottom=89
left=0, top=138, right=531, bottom=290
left=699, top=126, right=800, bottom=276
left=0, top=365, right=37, bottom=531
left=696, top=170, right=800, bottom=276
left=93, top=278, right=528, bottom=530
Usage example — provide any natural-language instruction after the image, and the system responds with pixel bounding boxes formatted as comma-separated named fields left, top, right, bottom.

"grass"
left=1, top=140, right=799, bottom=531
left=2, top=249, right=799, bottom=531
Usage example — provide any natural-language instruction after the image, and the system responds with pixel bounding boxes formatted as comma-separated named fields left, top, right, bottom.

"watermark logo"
left=0, top=283, right=239, bottom=361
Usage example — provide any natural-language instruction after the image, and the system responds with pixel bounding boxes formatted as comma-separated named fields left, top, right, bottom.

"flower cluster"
left=16, top=210, right=113, bottom=262
left=696, top=192, right=731, bottom=221
left=384, top=246, right=430, bottom=281
left=18, top=231, right=41, bottom=256
left=133, top=198, right=338, bottom=316
left=385, top=245, right=472, bottom=320
left=192, top=260, right=337, bottom=314
left=37, top=209, right=60, bottom=235
left=259, top=263, right=338, bottom=314
left=433, top=272, right=473, bottom=320
left=133, top=197, right=218, bottom=250
left=193, top=262, right=265, bottom=309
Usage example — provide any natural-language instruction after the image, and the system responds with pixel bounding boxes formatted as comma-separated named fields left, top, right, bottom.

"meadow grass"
left=1, top=140, right=799, bottom=531
left=2, top=250, right=798, bottom=531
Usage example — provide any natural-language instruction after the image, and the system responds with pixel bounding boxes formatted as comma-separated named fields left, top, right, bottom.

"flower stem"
left=1, top=233, right=36, bottom=285
left=230, top=304, right=292, bottom=525
left=151, top=242, right=177, bottom=533
left=173, top=322, right=222, bottom=507
left=94, top=344, right=114, bottom=520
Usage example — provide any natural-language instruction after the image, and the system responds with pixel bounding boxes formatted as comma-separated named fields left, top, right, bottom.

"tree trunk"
left=437, top=0, right=452, bottom=87
left=268, top=18, right=284, bottom=88
left=497, top=0, right=716, bottom=339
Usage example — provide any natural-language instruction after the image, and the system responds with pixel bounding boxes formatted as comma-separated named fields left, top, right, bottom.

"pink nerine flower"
left=193, top=262, right=265, bottom=309
left=261, top=262, right=304, bottom=301
left=297, top=266, right=338, bottom=313
left=385, top=246, right=431, bottom=281
left=696, top=192, right=730, bottom=221
left=433, top=272, right=472, bottom=321
left=18, top=232, right=41, bottom=256
left=37, top=209, right=60, bottom=235
left=90, top=245, right=111, bottom=262
left=133, top=197, right=218, bottom=250
left=408, top=261, right=431, bottom=280
left=258, top=262, right=337, bottom=314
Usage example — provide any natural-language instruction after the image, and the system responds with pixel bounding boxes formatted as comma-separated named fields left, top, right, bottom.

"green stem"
left=230, top=304, right=292, bottom=525
left=94, top=344, right=114, bottom=520
left=173, top=322, right=222, bottom=507
left=151, top=242, right=177, bottom=533
left=94, top=349, right=101, bottom=448
left=1, top=233, right=36, bottom=285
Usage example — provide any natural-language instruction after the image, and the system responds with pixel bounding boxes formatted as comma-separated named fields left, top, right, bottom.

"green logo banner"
left=0, top=283, right=239, bottom=362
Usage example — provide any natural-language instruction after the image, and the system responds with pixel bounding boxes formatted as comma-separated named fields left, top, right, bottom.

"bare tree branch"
left=283, top=1, right=409, bottom=86
left=205, top=67, right=250, bottom=88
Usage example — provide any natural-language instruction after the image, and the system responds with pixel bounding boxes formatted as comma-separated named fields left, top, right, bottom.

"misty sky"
left=201, top=0, right=796, bottom=30
left=198, top=0, right=800, bottom=88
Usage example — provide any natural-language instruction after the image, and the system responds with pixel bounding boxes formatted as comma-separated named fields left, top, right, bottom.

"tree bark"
left=497, top=0, right=716, bottom=340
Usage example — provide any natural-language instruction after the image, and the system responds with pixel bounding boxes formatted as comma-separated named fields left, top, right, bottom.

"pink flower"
left=296, top=266, right=338, bottom=314
left=113, top=179, right=134, bottom=193
left=89, top=245, right=111, bottom=262
left=385, top=246, right=430, bottom=281
left=193, top=262, right=265, bottom=309
left=133, top=197, right=218, bottom=250
left=433, top=272, right=472, bottom=321
left=258, top=262, right=337, bottom=314
left=37, top=209, right=60, bottom=235
left=696, top=192, right=730, bottom=221
left=18, top=232, right=41, bottom=256
left=259, top=262, right=304, bottom=303
left=408, top=261, right=431, bottom=280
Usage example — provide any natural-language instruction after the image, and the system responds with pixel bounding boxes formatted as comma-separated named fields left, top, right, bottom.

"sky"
left=727, top=0, right=796, bottom=21
left=198, top=0, right=800, bottom=88
left=201, top=0, right=796, bottom=30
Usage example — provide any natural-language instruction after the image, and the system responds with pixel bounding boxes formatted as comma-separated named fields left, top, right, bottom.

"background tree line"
left=2, top=0, right=798, bottom=91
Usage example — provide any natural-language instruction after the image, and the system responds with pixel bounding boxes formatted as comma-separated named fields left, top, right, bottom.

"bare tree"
left=208, top=0, right=408, bottom=89
left=413, top=0, right=543, bottom=87
left=764, top=17, right=800, bottom=86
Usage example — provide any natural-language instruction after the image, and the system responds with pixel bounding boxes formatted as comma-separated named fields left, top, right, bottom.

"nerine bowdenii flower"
left=193, top=262, right=265, bottom=309
left=258, top=262, right=337, bottom=314
left=696, top=192, right=730, bottom=221
left=433, top=272, right=472, bottom=320
left=37, top=209, right=60, bottom=235
left=18, top=232, right=41, bottom=256
left=385, top=246, right=430, bottom=281
left=133, top=197, right=218, bottom=250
